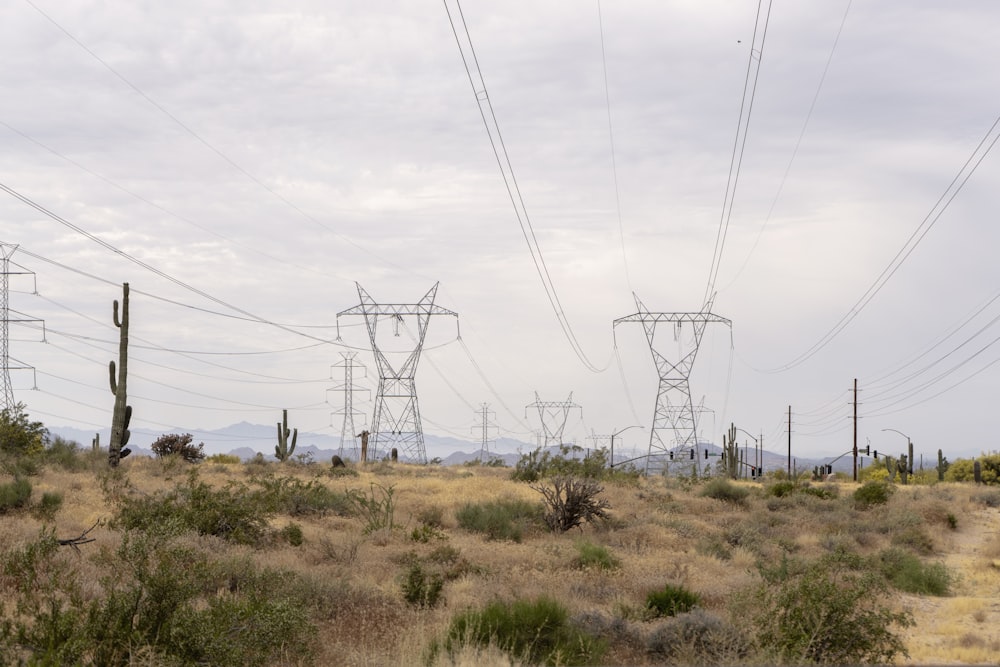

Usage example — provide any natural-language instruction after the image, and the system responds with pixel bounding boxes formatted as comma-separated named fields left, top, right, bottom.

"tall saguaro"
left=337, top=282, right=458, bottom=464
left=108, top=283, right=132, bottom=467
left=614, top=293, right=730, bottom=474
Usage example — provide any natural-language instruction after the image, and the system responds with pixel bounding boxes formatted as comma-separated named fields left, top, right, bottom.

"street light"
left=610, top=425, right=644, bottom=468
left=882, top=428, right=912, bottom=473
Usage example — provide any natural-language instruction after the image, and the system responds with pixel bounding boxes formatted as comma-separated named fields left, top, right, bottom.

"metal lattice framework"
left=328, top=351, right=369, bottom=460
left=525, top=392, right=581, bottom=447
left=614, top=294, right=730, bottom=474
left=337, top=282, right=457, bottom=464
left=1, top=244, right=42, bottom=412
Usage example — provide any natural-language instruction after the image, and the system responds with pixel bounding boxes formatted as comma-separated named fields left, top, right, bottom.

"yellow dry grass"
left=2, top=460, right=1000, bottom=665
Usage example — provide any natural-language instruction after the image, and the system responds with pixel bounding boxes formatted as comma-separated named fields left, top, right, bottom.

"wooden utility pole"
left=852, top=378, right=859, bottom=482
left=787, top=406, right=792, bottom=477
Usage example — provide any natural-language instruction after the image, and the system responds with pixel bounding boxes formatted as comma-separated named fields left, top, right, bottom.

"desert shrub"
left=32, top=490, right=63, bottom=521
left=151, top=433, right=206, bottom=463
left=891, top=525, right=935, bottom=555
left=114, top=472, right=270, bottom=544
left=410, top=523, right=447, bottom=543
left=765, top=480, right=796, bottom=497
left=280, top=522, right=304, bottom=546
left=574, top=540, right=621, bottom=571
left=877, top=547, right=952, bottom=596
left=416, top=505, right=445, bottom=527
left=251, top=474, right=351, bottom=516
left=700, top=478, right=750, bottom=506
left=853, top=480, right=894, bottom=509
left=455, top=497, right=541, bottom=542
left=646, top=583, right=700, bottom=618
left=646, top=608, right=748, bottom=665
left=0, top=476, right=31, bottom=513
left=800, top=483, right=838, bottom=499
left=346, top=482, right=397, bottom=533
left=206, top=453, right=241, bottom=464
left=0, top=530, right=315, bottom=666
left=42, top=436, right=88, bottom=471
left=972, top=490, right=1000, bottom=508
left=432, top=596, right=606, bottom=666
left=0, top=403, right=48, bottom=457
left=532, top=476, right=611, bottom=532
left=401, top=563, right=444, bottom=608
left=735, top=552, right=913, bottom=665
left=511, top=445, right=632, bottom=483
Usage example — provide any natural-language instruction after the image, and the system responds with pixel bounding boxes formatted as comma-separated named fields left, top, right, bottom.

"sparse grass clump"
left=431, top=596, right=606, bottom=666
left=455, top=497, right=541, bottom=542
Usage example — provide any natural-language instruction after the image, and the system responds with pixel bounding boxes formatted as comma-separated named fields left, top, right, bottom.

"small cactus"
left=885, top=455, right=897, bottom=483
left=275, top=409, right=298, bottom=462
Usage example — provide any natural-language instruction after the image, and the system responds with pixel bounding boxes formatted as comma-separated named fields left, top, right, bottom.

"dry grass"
left=2, top=458, right=1000, bottom=665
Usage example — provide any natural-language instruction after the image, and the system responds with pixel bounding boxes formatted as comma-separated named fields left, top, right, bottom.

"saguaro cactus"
left=276, top=409, right=298, bottom=462
left=897, top=454, right=909, bottom=485
left=108, top=283, right=133, bottom=467
left=722, top=423, right=739, bottom=480
left=936, top=449, right=948, bottom=482
left=885, top=455, right=897, bottom=483
left=908, top=441, right=914, bottom=476
left=974, top=460, right=982, bottom=485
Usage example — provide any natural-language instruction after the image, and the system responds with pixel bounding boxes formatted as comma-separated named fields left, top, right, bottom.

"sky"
left=2, top=0, right=999, bottom=465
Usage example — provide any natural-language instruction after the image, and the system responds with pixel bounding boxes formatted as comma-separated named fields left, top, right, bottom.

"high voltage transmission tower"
left=337, top=282, right=458, bottom=464
left=614, top=294, right=730, bottom=475
left=472, top=402, right=498, bottom=461
left=525, top=392, right=581, bottom=447
left=1, top=244, right=43, bottom=412
left=328, top=352, right=369, bottom=461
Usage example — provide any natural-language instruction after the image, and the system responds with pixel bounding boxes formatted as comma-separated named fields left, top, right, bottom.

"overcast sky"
left=2, top=0, right=999, bottom=464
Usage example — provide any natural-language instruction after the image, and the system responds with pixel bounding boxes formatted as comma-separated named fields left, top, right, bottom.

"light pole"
left=735, top=427, right=759, bottom=479
left=882, top=428, right=912, bottom=475
left=610, top=425, right=644, bottom=468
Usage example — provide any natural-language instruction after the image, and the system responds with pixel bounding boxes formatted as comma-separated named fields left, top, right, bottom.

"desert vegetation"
left=2, top=409, right=999, bottom=665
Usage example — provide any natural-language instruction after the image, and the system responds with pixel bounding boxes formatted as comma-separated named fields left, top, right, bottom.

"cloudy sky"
left=2, top=0, right=998, bottom=464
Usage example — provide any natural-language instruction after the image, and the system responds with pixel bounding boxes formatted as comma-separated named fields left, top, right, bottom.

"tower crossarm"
left=613, top=311, right=731, bottom=327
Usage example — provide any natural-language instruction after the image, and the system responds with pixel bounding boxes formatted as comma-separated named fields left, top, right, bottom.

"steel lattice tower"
left=525, top=392, right=581, bottom=447
left=328, top=352, right=369, bottom=460
left=472, top=402, right=498, bottom=461
left=1, top=244, right=42, bottom=412
left=337, top=282, right=457, bottom=464
left=614, top=294, right=730, bottom=474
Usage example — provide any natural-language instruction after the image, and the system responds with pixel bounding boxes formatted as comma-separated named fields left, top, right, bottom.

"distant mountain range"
left=47, top=421, right=867, bottom=474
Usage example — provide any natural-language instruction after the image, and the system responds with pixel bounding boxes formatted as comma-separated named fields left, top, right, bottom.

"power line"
left=442, top=0, right=610, bottom=374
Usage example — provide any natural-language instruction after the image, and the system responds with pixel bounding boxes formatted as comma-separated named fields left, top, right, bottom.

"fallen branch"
left=57, top=521, right=99, bottom=553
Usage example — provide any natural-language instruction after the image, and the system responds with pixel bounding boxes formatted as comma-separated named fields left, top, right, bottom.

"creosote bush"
left=455, top=497, right=542, bottom=542
left=151, top=432, right=206, bottom=463
left=0, top=476, right=31, bottom=513
left=699, top=478, right=750, bottom=506
left=430, top=596, right=606, bottom=666
left=853, top=480, right=894, bottom=509
left=877, top=547, right=952, bottom=596
left=574, top=540, right=621, bottom=571
left=646, top=583, right=701, bottom=618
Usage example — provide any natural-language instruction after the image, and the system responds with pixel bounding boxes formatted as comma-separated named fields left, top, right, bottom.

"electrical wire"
left=442, top=0, right=611, bottom=374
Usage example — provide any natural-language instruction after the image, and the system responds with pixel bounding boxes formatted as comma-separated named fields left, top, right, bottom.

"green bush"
left=0, top=403, right=48, bottom=457
left=251, top=474, right=351, bottom=517
left=401, top=563, right=444, bottom=608
left=646, top=583, right=701, bottom=618
left=114, top=472, right=270, bottom=545
left=946, top=455, right=1000, bottom=485
left=455, top=497, right=541, bottom=542
left=700, top=478, right=750, bottom=506
left=736, top=552, right=913, bottom=665
left=573, top=540, right=621, bottom=571
left=510, top=445, right=636, bottom=483
left=765, top=480, right=796, bottom=497
left=206, top=453, right=241, bottom=464
left=0, top=477, right=31, bottom=513
left=853, top=480, right=894, bottom=509
left=877, top=548, right=952, bottom=596
left=42, top=436, right=88, bottom=471
left=32, top=490, right=63, bottom=522
left=151, top=433, right=206, bottom=463
left=432, top=596, right=606, bottom=666
left=280, top=522, right=304, bottom=546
